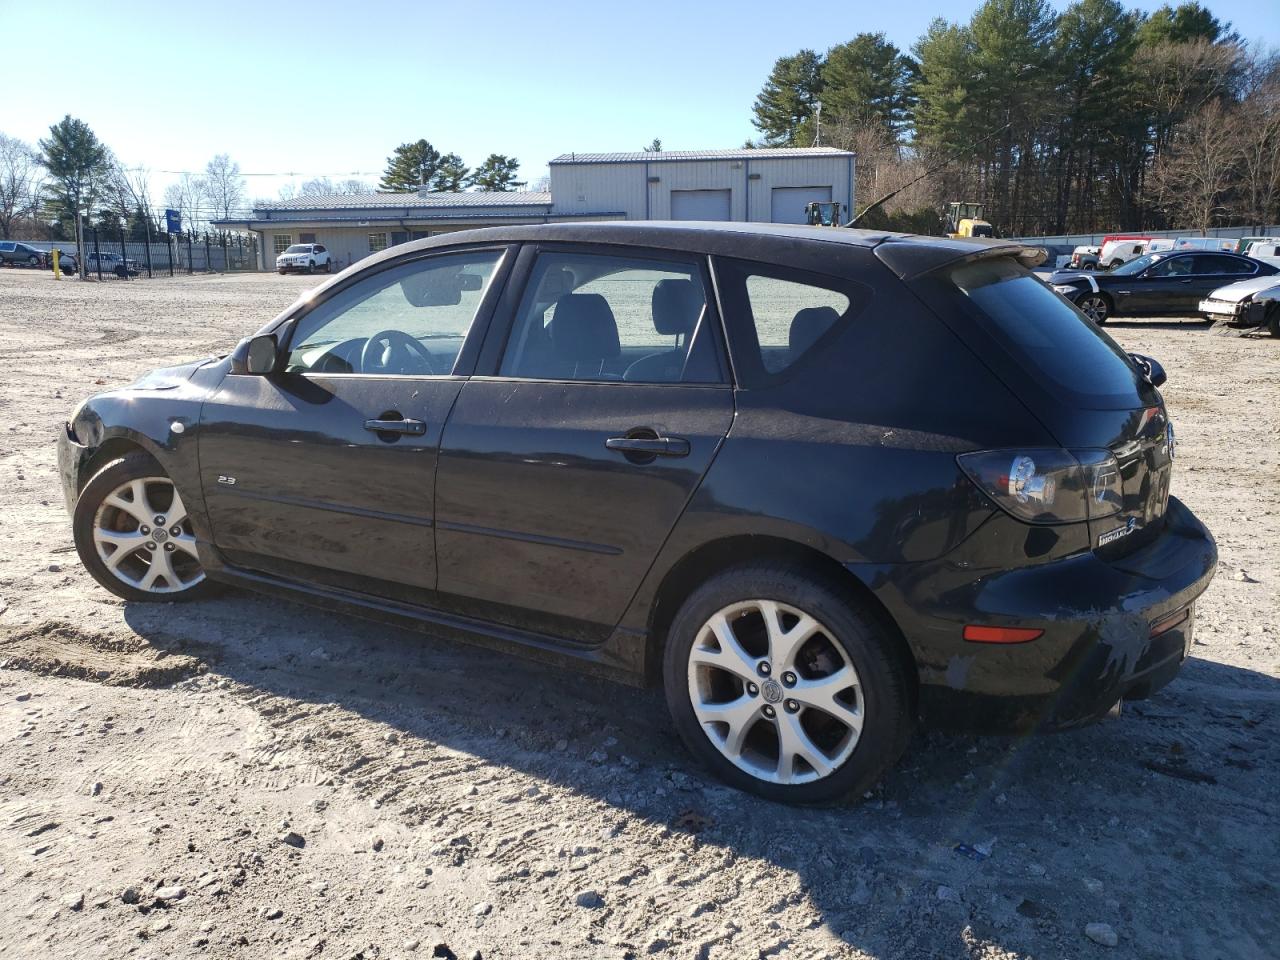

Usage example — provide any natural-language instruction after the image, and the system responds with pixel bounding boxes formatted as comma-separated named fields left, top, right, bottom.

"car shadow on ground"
left=121, top=588, right=1280, bottom=958
left=1101, top=318, right=1216, bottom=331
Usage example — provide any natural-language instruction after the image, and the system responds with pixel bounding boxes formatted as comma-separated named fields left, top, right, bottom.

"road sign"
left=165, top=209, right=182, bottom=234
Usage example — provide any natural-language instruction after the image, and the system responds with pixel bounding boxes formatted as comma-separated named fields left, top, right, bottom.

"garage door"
left=770, top=186, right=832, bottom=224
left=670, top=189, right=731, bottom=221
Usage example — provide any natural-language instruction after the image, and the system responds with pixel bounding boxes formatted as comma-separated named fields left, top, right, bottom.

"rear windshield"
left=947, top=259, right=1142, bottom=407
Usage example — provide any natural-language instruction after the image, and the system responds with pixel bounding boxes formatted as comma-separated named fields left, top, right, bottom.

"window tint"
left=499, top=252, right=721, bottom=383
left=950, top=259, right=1139, bottom=401
left=714, top=258, right=870, bottom=383
left=1194, top=254, right=1250, bottom=275
left=1147, top=255, right=1193, bottom=277
left=287, top=250, right=503, bottom=375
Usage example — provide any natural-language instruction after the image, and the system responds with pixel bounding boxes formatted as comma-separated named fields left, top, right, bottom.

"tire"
left=662, top=562, right=913, bottom=804
left=1078, top=293, right=1110, bottom=324
left=27, top=254, right=39, bottom=266
left=72, top=454, right=217, bottom=603
left=278, top=269, right=286, bottom=275
left=324, top=260, right=332, bottom=274
left=1268, top=305, right=1280, bottom=338
left=307, top=260, right=315, bottom=274
left=114, top=265, right=127, bottom=279
left=1082, top=262, right=1095, bottom=271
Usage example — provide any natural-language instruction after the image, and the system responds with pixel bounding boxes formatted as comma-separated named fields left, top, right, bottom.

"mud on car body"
left=57, top=222, right=1217, bottom=803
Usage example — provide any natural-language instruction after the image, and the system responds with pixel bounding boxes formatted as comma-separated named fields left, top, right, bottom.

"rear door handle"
left=605, top=436, right=690, bottom=457
left=364, top=418, right=427, bottom=436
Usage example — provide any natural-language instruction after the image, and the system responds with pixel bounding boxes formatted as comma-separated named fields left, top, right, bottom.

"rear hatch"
left=906, top=253, right=1171, bottom=558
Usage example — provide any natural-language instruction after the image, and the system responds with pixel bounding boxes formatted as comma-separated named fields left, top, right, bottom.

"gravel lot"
left=1, top=268, right=1277, bottom=960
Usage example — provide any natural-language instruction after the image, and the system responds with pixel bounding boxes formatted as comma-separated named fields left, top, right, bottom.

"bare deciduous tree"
left=163, top=172, right=206, bottom=233
left=0, top=133, right=43, bottom=239
left=1148, top=99, right=1239, bottom=232
left=1231, top=79, right=1280, bottom=223
left=201, top=154, right=246, bottom=222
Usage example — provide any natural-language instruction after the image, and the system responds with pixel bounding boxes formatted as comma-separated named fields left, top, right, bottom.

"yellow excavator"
left=945, top=202, right=994, bottom=238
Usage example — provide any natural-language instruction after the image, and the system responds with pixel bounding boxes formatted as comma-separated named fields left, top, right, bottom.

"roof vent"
left=417, top=183, right=431, bottom=196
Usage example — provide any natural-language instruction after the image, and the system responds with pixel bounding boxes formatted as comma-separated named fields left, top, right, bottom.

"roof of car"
left=372, top=221, right=1034, bottom=280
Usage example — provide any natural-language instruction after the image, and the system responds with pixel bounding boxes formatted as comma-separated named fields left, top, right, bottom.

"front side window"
left=1109, top=253, right=1157, bottom=276
left=714, top=258, right=871, bottom=383
left=286, top=249, right=504, bottom=376
left=369, top=233, right=388, bottom=253
left=499, top=251, right=722, bottom=383
left=273, top=235, right=292, bottom=254
left=1146, top=255, right=1193, bottom=277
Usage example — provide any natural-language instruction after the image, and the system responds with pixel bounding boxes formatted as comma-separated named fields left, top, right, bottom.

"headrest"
left=552, top=294, right=620, bottom=362
left=651, top=279, right=703, bottom=336
left=789, top=306, right=840, bottom=357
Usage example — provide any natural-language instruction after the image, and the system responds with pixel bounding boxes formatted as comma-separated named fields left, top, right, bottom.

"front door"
left=1115, top=253, right=1196, bottom=314
left=433, top=247, right=734, bottom=642
left=198, top=246, right=512, bottom=603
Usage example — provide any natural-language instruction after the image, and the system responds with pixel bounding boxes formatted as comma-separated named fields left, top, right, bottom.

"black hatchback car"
left=1049, top=250, right=1276, bottom=323
left=58, top=223, right=1217, bottom=803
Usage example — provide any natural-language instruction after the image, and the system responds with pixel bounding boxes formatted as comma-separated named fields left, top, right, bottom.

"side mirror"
left=1129, top=353, right=1167, bottom=387
left=230, top=333, right=281, bottom=375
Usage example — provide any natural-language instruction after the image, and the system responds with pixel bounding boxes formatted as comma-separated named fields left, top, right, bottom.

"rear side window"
left=1194, top=254, right=1251, bottom=275
left=714, top=259, right=871, bottom=385
left=948, top=259, right=1140, bottom=404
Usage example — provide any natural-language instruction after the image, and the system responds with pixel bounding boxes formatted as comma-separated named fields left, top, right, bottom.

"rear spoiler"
left=872, top=236, right=1046, bottom=281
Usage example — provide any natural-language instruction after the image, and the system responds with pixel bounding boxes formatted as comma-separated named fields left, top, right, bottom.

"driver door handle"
left=364, top=418, right=426, bottom=435
left=605, top=436, right=690, bottom=457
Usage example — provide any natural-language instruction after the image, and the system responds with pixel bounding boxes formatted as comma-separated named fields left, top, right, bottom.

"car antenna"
left=846, top=121, right=1013, bottom=228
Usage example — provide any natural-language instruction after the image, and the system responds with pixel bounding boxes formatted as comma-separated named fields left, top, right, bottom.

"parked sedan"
left=56, top=223, right=1216, bottom=803
left=1049, top=250, right=1277, bottom=323
left=0, top=240, right=46, bottom=266
left=1199, top=275, right=1280, bottom=336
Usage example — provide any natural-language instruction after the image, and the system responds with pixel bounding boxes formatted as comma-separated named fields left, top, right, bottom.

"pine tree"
left=466, top=155, right=525, bottom=192
left=751, top=50, right=825, bottom=145
left=39, top=115, right=110, bottom=266
left=821, top=34, right=918, bottom=136
left=380, top=140, right=443, bottom=191
left=431, top=153, right=469, bottom=192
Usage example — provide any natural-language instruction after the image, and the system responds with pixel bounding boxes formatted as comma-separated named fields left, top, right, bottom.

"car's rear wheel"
left=1078, top=294, right=1110, bottom=324
left=73, top=455, right=216, bottom=602
left=325, top=260, right=332, bottom=273
left=307, top=260, right=315, bottom=274
left=663, top=563, right=913, bottom=804
left=1267, top=304, right=1280, bottom=338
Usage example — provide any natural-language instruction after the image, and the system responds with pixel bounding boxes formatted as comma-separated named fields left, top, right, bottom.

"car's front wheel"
left=663, top=563, right=913, bottom=804
left=1078, top=293, right=1110, bottom=324
left=73, top=455, right=215, bottom=602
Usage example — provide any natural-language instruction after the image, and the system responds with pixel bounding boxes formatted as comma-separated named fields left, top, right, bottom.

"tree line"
left=0, top=118, right=531, bottom=244
left=751, top=0, right=1280, bottom=236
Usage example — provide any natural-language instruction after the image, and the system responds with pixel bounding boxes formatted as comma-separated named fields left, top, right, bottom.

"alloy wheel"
left=92, top=477, right=204, bottom=593
left=1079, top=295, right=1108, bottom=323
left=686, top=599, right=864, bottom=785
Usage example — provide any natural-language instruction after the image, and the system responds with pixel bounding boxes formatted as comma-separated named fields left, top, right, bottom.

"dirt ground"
left=0, top=267, right=1277, bottom=960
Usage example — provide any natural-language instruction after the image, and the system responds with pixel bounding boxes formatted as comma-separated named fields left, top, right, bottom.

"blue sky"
left=3, top=0, right=1275, bottom=209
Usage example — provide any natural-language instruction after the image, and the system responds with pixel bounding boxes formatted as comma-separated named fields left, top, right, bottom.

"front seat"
left=552, top=293, right=622, bottom=379
left=625, top=279, right=704, bottom=382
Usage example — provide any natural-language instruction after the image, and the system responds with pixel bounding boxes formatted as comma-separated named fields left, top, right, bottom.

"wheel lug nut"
left=164, top=542, right=175, bottom=552
left=758, top=662, right=771, bottom=677
left=746, top=682, right=759, bottom=696
left=145, top=541, right=157, bottom=551
left=785, top=699, right=799, bottom=713
left=140, top=525, right=150, bottom=535
left=782, top=671, right=797, bottom=686
left=170, top=526, right=181, bottom=537
left=762, top=705, right=776, bottom=718
left=155, top=516, right=165, bottom=525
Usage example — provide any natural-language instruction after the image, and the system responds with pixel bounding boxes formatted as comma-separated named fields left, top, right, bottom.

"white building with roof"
left=217, top=147, right=854, bottom=271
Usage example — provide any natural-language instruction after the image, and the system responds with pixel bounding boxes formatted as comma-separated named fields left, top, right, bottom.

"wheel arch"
left=78, top=435, right=161, bottom=492
left=643, top=534, right=918, bottom=696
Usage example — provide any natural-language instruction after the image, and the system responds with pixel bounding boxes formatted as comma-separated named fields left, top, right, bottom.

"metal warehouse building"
left=217, top=146, right=854, bottom=271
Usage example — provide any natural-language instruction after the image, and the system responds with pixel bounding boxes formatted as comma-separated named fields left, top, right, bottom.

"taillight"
left=957, top=449, right=1123, bottom=525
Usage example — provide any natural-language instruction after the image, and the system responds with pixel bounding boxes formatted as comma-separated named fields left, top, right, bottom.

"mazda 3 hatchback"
left=57, top=223, right=1217, bottom=803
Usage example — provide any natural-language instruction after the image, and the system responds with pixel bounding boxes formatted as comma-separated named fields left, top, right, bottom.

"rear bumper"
left=865, top=496, right=1217, bottom=730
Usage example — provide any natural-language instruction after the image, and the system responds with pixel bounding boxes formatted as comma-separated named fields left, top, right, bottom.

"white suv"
left=276, top=243, right=331, bottom=275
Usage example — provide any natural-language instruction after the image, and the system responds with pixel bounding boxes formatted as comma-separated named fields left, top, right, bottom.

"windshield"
left=1109, top=253, right=1161, bottom=276
left=284, top=245, right=311, bottom=254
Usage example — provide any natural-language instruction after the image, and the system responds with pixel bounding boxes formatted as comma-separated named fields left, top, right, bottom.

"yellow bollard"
left=52, top=248, right=61, bottom=280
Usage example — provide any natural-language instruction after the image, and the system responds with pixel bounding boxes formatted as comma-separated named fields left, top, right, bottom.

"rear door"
left=432, top=245, right=734, bottom=642
left=1185, top=254, right=1260, bottom=308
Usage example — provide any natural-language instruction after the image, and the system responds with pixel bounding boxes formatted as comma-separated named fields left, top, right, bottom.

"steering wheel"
left=359, top=329, right=436, bottom=375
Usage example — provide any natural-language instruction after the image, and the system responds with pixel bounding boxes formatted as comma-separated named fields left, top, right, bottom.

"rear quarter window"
left=943, top=258, right=1143, bottom=408
left=713, top=258, right=871, bottom=386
